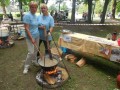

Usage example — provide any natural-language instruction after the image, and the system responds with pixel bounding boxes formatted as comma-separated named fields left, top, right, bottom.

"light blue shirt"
left=23, top=12, right=39, bottom=39
left=37, top=14, right=54, bottom=41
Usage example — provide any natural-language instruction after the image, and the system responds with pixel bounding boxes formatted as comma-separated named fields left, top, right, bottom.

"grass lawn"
left=0, top=39, right=119, bottom=90
left=0, top=25, right=120, bottom=90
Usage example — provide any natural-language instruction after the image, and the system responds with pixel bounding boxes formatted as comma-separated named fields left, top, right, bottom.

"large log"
left=43, top=73, right=56, bottom=85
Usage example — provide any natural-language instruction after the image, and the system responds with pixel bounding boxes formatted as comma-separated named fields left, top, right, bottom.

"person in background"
left=65, top=10, right=68, bottom=19
left=50, top=10, right=54, bottom=17
left=100, top=12, right=103, bottom=19
left=63, top=11, right=66, bottom=20
left=54, top=11, right=58, bottom=23
left=37, top=3, right=54, bottom=58
left=9, top=12, right=13, bottom=21
left=23, top=1, right=39, bottom=74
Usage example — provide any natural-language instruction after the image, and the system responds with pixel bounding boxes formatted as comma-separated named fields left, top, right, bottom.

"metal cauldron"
left=0, top=27, right=9, bottom=37
left=0, top=27, right=9, bottom=42
left=38, top=55, right=59, bottom=71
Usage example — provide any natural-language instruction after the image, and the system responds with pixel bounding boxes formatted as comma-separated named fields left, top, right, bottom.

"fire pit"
left=0, top=40, right=14, bottom=48
left=0, top=27, right=14, bottom=48
left=36, top=30, right=70, bottom=88
left=0, top=36, right=14, bottom=49
left=0, top=35, right=14, bottom=49
left=36, top=66, right=69, bottom=89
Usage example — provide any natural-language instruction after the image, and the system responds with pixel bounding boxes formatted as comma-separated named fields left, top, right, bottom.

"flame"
left=46, top=69, right=57, bottom=75
left=0, top=39, right=2, bottom=44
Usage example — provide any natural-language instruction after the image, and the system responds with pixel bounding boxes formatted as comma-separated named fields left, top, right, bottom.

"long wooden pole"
left=44, top=28, right=53, bottom=60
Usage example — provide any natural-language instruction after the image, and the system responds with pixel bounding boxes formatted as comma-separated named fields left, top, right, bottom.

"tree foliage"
left=0, top=0, right=10, bottom=18
left=60, top=2, right=68, bottom=11
left=0, top=0, right=10, bottom=6
left=116, top=1, right=120, bottom=13
left=49, top=4, right=57, bottom=11
left=94, top=0, right=103, bottom=14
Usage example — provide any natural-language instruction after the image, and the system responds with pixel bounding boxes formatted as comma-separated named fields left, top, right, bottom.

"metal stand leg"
left=50, top=32, right=71, bottom=79
left=41, top=69, right=44, bottom=90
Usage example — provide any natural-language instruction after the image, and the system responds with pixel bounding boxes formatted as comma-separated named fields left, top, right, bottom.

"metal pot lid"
left=38, top=57, right=58, bottom=67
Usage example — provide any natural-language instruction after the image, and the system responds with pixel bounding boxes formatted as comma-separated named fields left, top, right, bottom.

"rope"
left=55, top=23, right=120, bottom=26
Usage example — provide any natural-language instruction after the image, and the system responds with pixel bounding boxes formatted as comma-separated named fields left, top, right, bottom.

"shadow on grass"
left=66, top=50, right=120, bottom=77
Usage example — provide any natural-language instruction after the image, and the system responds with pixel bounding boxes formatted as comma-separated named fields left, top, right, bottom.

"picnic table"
left=58, top=32, right=120, bottom=63
left=1, top=20, right=25, bottom=40
left=1, top=21, right=23, bottom=31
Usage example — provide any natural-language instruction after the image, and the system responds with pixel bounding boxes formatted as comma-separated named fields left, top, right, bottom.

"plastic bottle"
left=106, top=33, right=112, bottom=40
left=112, top=32, right=117, bottom=41
left=117, top=33, right=120, bottom=40
left=117, top=73, right=120, bottom=89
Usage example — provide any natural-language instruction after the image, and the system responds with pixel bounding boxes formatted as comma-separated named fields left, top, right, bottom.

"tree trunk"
left=59, top=3, right=60, bottom=11
left=45, top=0, right=48, bottom=4
left=20, top=2, right=23, bottom=21
left=38, top=0, right=41, bottom=14
left=18, top=0, right=23, bottom=21
left=2, top=4, right=8, bottom=18
left=100, top=0, right=110, bottom=24
left=41, top=0, right=45, bottom=3
left=71, top=0, right=76, bottom=24
left=87, top=0, right=92, bottom=23
left=111, top=0, right=117, bottom=19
